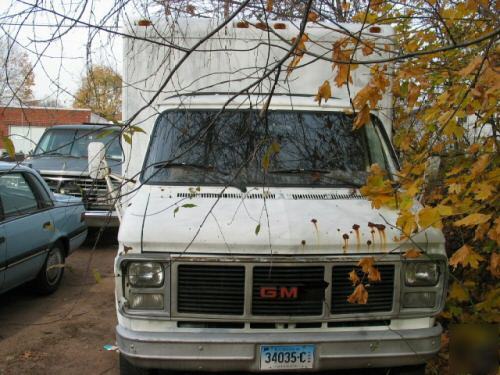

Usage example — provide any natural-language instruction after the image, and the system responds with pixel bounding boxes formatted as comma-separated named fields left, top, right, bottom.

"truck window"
left=34, top=128, right=122, bottom=160
left=142, top=110, right=392, bottom=188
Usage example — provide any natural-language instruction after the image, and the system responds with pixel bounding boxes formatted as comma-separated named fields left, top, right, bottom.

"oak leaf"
left=362, top=41, right=374, bottom=56
left=347, top=284, right=368, bottom=305
left=449, top=244, right=484, bottom=270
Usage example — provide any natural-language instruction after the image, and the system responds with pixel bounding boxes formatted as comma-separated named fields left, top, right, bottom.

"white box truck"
left=111, top=18, right=447, bottom=374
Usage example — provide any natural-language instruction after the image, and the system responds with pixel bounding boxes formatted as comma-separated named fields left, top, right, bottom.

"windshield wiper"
left=268, top=168, right=364, bottom=188
left=154, top=161, right=215, bottom=171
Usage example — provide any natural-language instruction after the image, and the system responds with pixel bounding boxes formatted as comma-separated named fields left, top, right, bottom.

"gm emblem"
left=260, top=286, right=298, bottom=299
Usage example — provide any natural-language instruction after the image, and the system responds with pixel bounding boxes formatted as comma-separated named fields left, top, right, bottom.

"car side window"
left=0, top=172, right=39, bottom=218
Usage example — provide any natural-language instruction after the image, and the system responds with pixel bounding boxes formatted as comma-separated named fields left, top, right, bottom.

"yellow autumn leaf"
left=437, top=204, right=454, bottom=216
left=2, top=136, right=15, bottom=159
left=470, top=154, right=490, bottom=178
left=347, top=283, right=368, bottom=305
left=348, top=269, right=360, bottom=285
left=458, top=56, right=482, bottom=77
left=397, top=210, right=417, bottom=236
left=403, top=248, right=422, bottom=258
left=474, top=182, right=495, bottom=200
left=314, top=80, right=332, bottom=105
left=353, top=104, right=370, bottom=129
left=362, top=41, right=374, bottom=56
left=358, top=257, right=375, bottom=273
left=454, top=213, right=492, bottom=227
left=449, top=282, right=469, bottom=302
left=418, top=206, right=442, bottom=229
left=489, top=253, right=500, bottom=278
left=449, top=244, right=484, bottom=270
left=307, top=11, right=319, bottom=22
left=367, top=266, right=381, bottom=282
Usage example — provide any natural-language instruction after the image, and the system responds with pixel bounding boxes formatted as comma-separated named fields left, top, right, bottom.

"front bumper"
left=117, top=324, right=442, bottom=372
left=84, top=210, right=119, bottom=227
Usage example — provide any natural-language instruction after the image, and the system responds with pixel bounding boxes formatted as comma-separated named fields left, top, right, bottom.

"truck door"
left=0, top=172, right=53, bottom=292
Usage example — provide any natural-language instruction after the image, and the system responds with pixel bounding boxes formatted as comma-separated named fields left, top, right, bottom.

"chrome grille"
left=252, top=266, right=325, bottom=316
left=177, top=265, right=245, bottom=315
left=43, top=175, right=114, bottom=209
left=331, top=265, right=395, bottom=314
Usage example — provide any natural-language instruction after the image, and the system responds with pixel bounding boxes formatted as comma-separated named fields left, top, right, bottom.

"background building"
left=0, top=106, right=108, bottom=154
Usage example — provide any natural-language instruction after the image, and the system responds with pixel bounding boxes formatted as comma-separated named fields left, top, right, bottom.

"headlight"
left=129, top=293, right=164, bottom=309
left=405, top=262, right=439, bottom=286
left=403, top=292, right=436, bottom=308
left=127, top=262, right=164, bottom=287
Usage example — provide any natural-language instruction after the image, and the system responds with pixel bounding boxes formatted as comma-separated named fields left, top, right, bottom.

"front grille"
left=331, top=265, right=395, bottom=314
left=43, top=175, right=114, bottom=209
left=252, top=266, right=325, bottom=316
left=177, top=265, right=245, bottom=315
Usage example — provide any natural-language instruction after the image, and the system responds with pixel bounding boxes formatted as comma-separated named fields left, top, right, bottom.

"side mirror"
left=88, top=142, right=107, bottom=179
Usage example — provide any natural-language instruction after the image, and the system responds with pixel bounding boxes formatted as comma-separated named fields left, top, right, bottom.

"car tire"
left=33, top=243, right=65, bottom=294
left=119, top=354, right=154, bottom=375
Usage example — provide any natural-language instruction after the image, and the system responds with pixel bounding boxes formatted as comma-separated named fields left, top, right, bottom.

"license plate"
left=260, top=344, right=315, bottom=370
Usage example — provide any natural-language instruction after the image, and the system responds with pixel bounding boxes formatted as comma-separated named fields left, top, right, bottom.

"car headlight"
left=405, top=262, right=439, bottom=286
left=403, top=292, right=436, bottom=308
left=127, top=262, right=164, bottom=287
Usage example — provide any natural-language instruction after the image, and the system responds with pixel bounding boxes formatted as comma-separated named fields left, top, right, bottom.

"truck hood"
left=24, top=156, right=122, bottom=176
left=119, top=185, right=445, bottom=256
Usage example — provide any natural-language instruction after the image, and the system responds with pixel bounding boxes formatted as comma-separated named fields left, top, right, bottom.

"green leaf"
left=181, top=203, right=197, bottom=208
left=255, top=224, right=261, bottom=235
left=173, top=207, right=179, bottom=217
left=123, top=133, right=132, bottom=145
left=2, top=136, right=15, bottom=159
left=96, top=129, right=114, bottom=139
left=129, top=125, right=146, bottom=134
left=92, top=269, right=102, bottom=284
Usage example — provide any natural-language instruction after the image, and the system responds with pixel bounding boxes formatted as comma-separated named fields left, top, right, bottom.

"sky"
left=1, top=0, right=128, bottom=107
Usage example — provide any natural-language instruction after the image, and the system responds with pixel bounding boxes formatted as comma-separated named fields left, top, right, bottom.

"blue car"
left=0, top=162, right=87, bottom=294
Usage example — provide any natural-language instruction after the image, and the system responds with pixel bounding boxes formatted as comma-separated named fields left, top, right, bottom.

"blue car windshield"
left=142, top=110, right=392, bottom=188
left=34, top=128, right=122, bottom=160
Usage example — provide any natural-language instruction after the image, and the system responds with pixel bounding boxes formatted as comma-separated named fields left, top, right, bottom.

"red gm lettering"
left=260, top=287, right=277, bottom=298
left=260, top=286, right=298, bottom=299
left=280, top=286, right=298, bottom=299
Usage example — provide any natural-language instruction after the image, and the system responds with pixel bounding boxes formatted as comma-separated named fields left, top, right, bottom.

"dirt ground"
left=0, top=230, right=120, bottom=375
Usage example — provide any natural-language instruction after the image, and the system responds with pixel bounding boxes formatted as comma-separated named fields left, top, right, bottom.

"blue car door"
left=0, top=172, right=54, bottom=292
left=0, top=226, right=6, bottom=292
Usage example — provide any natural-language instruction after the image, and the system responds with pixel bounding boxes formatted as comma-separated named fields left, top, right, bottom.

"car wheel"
left=33, top=243, right=65, bottom=294
left=119, top=354, right=154, bottom=375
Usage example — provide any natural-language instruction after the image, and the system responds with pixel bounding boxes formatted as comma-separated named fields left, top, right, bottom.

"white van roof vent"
left=291, top=193, right=364, bottom=200
left=177, top=192, right=276, bottom=199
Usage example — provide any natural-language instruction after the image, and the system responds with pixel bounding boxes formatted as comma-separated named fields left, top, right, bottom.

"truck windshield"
left=34, top=128, right=122, bottom=160
left=142, top=110, right=392, bottom=188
